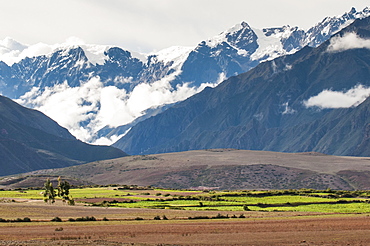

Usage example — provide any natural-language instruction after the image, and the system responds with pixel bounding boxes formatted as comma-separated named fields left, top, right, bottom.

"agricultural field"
left=1, top=186, right=370, bottom=245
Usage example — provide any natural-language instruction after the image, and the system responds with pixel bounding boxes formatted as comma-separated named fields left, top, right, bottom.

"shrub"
left=188, top=216, right=210, bottom=220
left=22, top=217, right=31, bottom=222
left=51, top=217, right=62, bottom=222
left=69, top=216, right=96, bottom=222
left=243, top=205, right=250, bottom=211
left=68, top=198, right=75, bottom=206
left=0, top=218, right=32, bottom=223
left=212, top=213, right=229, bottom=219
left=154, top=216, right=161, bottom=220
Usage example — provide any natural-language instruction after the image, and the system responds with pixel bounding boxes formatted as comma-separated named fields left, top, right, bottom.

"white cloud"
left=93, top=133, right=127, bottom=146
left=16, top=75, right=215, bottom=144
left=327, top=32, right=370, bottom=52
left=17, top=78, right=103, bottom=141
left=303, top=84, right=370, bottom=109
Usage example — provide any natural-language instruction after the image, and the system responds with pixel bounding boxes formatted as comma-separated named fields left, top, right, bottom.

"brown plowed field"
left=0, top=216, right=370, bottom=245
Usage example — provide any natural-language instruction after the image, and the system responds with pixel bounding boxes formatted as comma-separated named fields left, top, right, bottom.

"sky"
left=0, top=0, right=369, bottom=53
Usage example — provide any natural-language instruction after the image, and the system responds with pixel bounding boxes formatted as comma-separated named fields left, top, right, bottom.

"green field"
left=1, top=187, right=370, bottom=214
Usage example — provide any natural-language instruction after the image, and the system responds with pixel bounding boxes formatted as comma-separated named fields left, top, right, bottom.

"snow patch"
left=0, top=37, right=111, bottom=66
left=151, top=46, right=192, bottom=68
left=130, top=51, right=147, bottom=63
left=250, top=28, right=285, bottom=61
left=205, top=22, right=249, bottom=48
left=281, top=102, right=296, bottom=115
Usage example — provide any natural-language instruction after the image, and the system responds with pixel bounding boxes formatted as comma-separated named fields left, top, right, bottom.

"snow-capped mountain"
left=114, top=16, right=370, bottom=156
left=0, top=7, right=368, bottom=144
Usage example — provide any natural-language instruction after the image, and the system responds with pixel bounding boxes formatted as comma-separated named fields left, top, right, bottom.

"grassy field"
left=1, top=187, right=369, bottom=214
left=1, top=186, right=370, bottom=245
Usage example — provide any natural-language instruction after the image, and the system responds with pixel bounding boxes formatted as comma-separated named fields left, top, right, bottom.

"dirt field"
left=0, top=216, right=370, bottom=245
left=0, top=201, right=370, bottom=245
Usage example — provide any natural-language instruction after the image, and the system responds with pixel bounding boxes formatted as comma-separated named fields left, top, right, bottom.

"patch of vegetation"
left=51, top=217, right=62, bottom=222
left=0, top=217, right=31, bottom=223
left=68, top=216, right=96, bottom=222
left=1, top=187, right=369, bottom=214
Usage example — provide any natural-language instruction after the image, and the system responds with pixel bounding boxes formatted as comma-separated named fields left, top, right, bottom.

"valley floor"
left=0, top=201, right=369, bottom=245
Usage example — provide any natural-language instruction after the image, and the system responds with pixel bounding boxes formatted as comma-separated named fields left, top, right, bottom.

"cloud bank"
left=17, top=76, right=216, bottom=144
left=327, top=32, right=370, bottom=52
left=303, top=84, right=370, bottom=109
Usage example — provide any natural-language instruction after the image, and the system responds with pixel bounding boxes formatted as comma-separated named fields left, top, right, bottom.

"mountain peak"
left=203, top=21, right=255, bottom=49
left=226, top=21, right=253, bottom=35
left=349, top=7, right=357, bottom=14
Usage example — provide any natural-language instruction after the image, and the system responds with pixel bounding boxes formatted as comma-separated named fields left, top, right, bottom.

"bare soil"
left=0, top=216, right=369, bottom=245
left=20, top=149, right=370, bottom=190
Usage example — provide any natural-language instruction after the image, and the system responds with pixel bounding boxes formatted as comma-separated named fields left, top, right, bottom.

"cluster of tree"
left=0, top=217, right=31, bottom=223
left=43, top=177, right=74, bottom=205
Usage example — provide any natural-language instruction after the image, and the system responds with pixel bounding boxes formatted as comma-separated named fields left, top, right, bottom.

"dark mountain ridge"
left=114, top=17, right=370, bottom=156
left=0, top=95, right=127, bottom=176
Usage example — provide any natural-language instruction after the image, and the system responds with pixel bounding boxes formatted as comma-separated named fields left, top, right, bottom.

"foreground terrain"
left=1, top=215, right=369, bottom=245
left=0, top=187, right=370, bottom=245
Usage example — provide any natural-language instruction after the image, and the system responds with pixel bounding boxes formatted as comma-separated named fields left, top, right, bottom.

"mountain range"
left=0, top=8, right=369, bottom=189
left=0, top=7, right=368, bottom=144
left=114, top=16, right=370, bottom=157
left=0, top=94, right=127, bottom=176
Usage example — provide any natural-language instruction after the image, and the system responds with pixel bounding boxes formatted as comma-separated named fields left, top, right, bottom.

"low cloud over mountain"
left=304, top=84, right=370, bottom=109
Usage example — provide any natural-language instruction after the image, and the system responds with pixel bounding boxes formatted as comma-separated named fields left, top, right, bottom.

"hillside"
left=13, top=149, right=370, bottom=190
left=114, top=16, right=370, bottom=157
left=0, top=95, right=127, bottom=176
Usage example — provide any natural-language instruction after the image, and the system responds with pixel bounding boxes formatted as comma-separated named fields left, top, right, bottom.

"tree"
left=43, top=177, right=74, bottom=205
left=57, top=176, right=70, bottom=199
left=43, top=178, right=56, bottom=204
left=57, top=176, right=74, bottom=205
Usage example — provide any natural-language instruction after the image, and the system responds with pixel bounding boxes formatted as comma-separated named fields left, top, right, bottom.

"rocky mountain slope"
left=0, top=95, right=127, bottom=176
left=114, top=16, right=370, bottom=157
left=0, top=7, right=368, bottom=144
